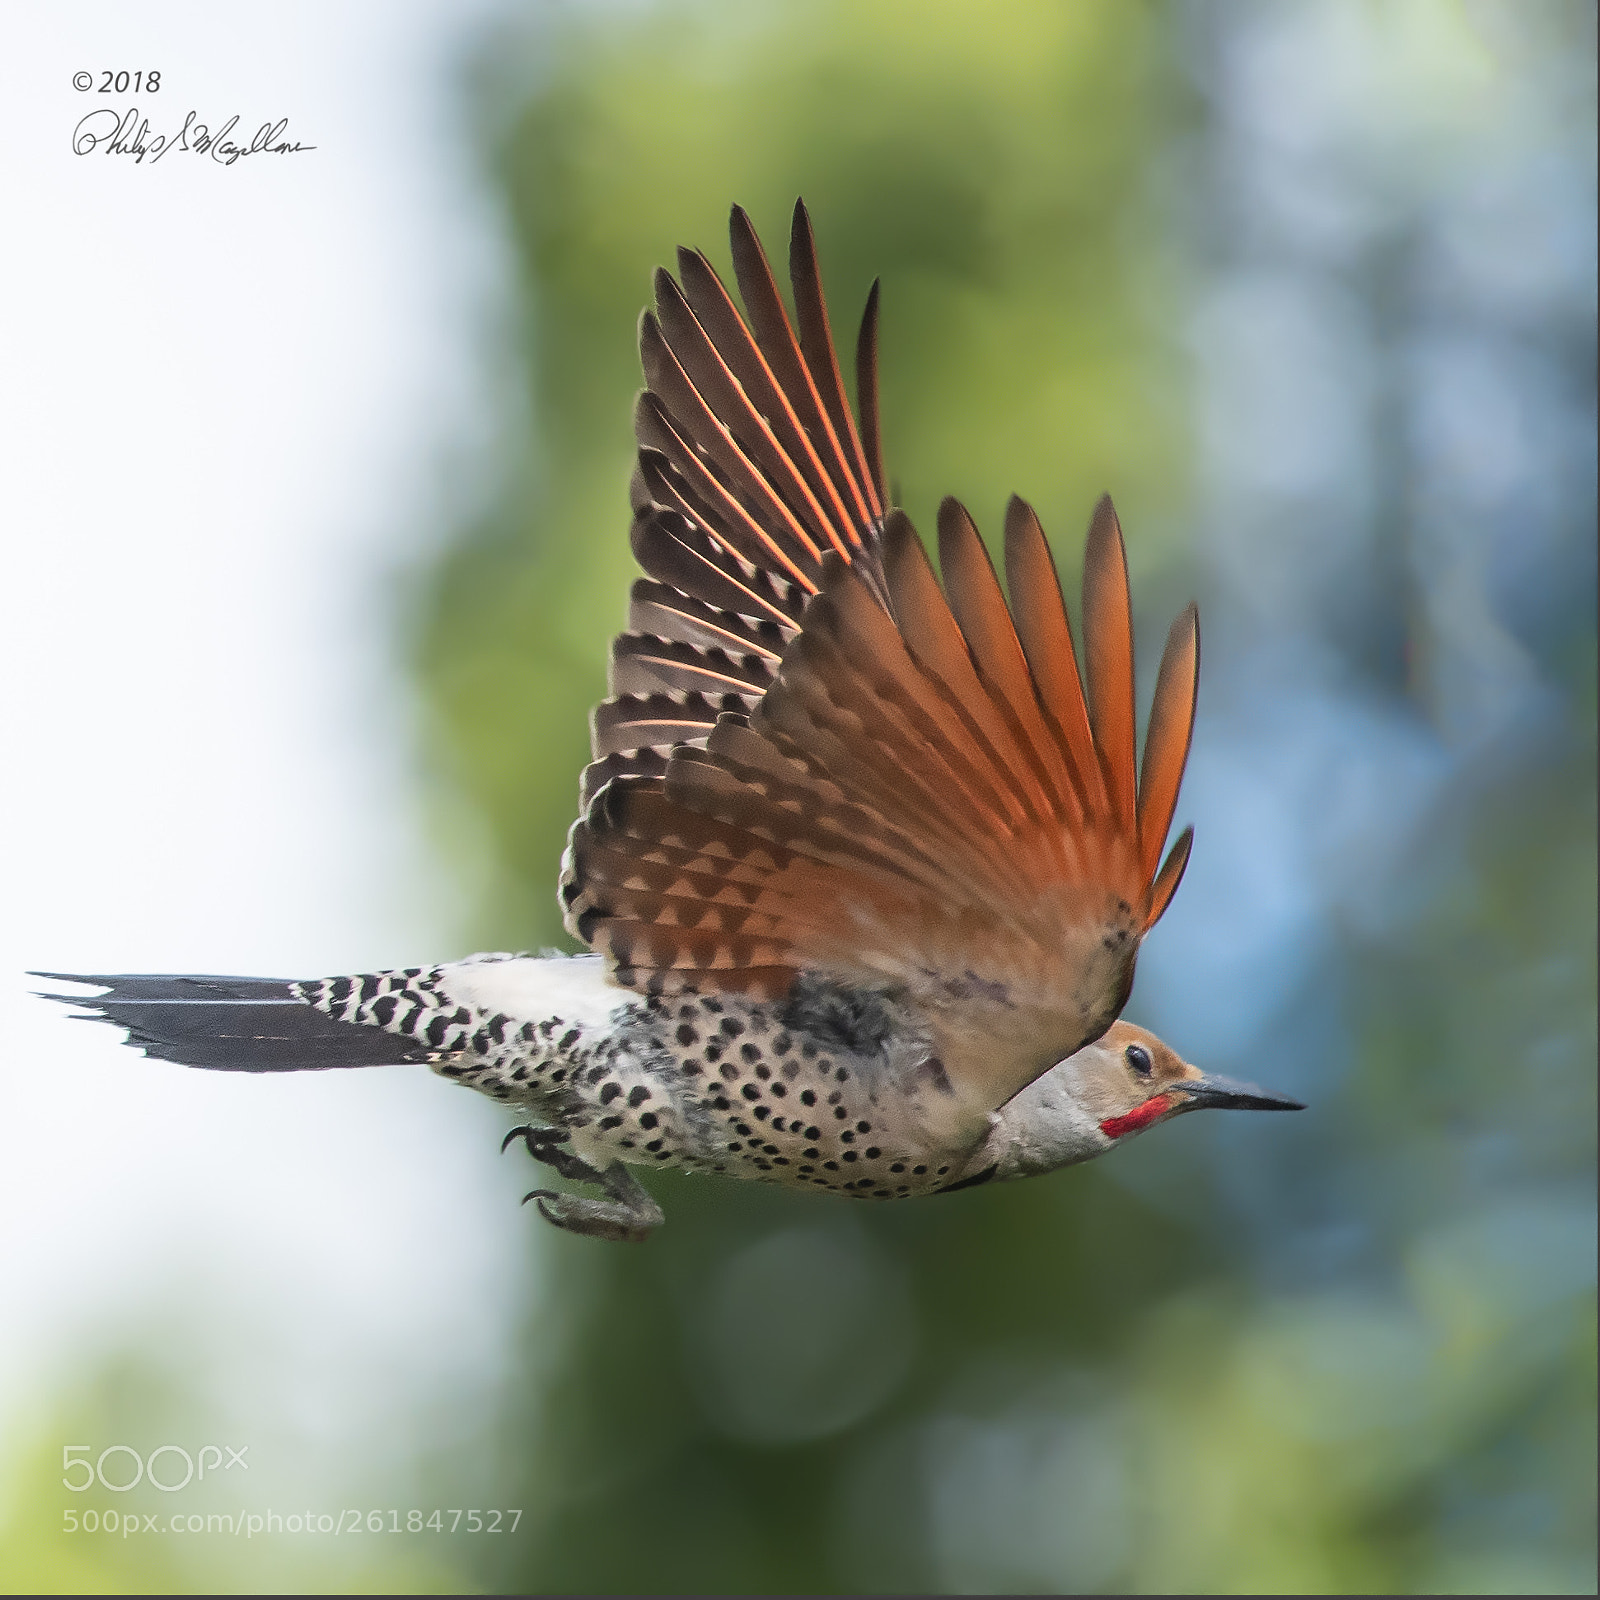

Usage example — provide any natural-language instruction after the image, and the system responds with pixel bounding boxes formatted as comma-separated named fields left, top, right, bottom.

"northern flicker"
left=39, top=202, right=1301, bottom=1241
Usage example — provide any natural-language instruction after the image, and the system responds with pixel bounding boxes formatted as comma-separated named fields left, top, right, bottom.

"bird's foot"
left=504, top=1127, right=663, bottom=1242
left=501, top=1122, right=606, bottom=1185
left=522, top=1175, right=664, bottom=1244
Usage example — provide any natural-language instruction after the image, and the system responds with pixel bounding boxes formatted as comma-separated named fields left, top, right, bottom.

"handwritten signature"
left=72, top=108, right=316, bottom=165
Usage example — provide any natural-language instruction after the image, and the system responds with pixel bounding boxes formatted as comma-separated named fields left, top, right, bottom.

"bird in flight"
left=40, top=201, right=1301, bottom=1241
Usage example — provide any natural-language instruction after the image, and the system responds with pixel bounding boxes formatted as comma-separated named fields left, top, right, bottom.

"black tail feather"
left=31, top=973, right=431, bottom=1072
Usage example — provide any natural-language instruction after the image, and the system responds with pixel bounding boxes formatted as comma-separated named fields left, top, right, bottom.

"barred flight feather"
left=558, top=199, right=1200, bottom=1114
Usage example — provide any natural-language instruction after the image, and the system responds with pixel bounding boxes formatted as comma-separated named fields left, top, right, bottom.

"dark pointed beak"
left=1175, top=1072, right=1305, bottom=1113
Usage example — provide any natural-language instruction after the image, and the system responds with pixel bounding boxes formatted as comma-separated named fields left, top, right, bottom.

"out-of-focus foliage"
left=413, top=0, right=1595, bottom=1593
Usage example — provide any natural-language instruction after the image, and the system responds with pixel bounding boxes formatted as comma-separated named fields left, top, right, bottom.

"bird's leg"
left=502, top=1125, right=664, bottom=1243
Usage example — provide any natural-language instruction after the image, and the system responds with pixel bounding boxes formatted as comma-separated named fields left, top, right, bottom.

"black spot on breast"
left=720, top=1017, right=744, bottom=1038
left=805, top=1125, right=820, bottom=1140
left=639, top=1112, right=658, bottom=1130
left=599, top=1114, right=623, bottom=1130
left=865, top=1147, right=881, bottom=1159
left=599, top=1082, right=622, bottom=1104
left=834, top=1107, right=848, bottom=1120
left=753, top=1106, right=769, bottom=1121
left=627, top=1085, right=650, bottom=1107
left=774, top=1032, right=792, bottom=1054
left=720, top=1063, right=739, bottom=1082
left=746, top=1047, right=764, bottom=1067
left=705, top=1043, right=723, bottom=1064
left=800, top=1089, right=817, bottom=1107
left=741, top=1084, right=760, bottom=1102
left=676, top=1024, right=698, bottom=1046
left=856, top=1120, right=871, bottom=1133
left=769, top=1081, right=786, bottom=1097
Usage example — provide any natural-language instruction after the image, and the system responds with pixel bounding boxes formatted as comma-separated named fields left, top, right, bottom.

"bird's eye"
left=1125, top=1043, right=1153, bottom=1079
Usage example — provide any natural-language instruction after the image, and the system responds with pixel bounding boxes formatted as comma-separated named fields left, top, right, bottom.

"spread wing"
left=560, top=201, right=1198, bottom=1117
left=573, top=199, right=887, bottom=815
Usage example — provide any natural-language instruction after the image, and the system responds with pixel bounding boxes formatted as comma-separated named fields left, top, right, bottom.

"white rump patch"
left=437, top=953, right=626, bottom=1032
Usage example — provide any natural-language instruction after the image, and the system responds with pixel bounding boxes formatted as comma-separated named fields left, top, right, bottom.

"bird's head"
left=1068, top=1019, right=1305, bottom=1142
left=980, top=1019, right=1304, bottom=1180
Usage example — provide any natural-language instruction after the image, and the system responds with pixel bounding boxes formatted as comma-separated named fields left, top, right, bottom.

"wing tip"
left=1145, top=824, right=1194, bottom=931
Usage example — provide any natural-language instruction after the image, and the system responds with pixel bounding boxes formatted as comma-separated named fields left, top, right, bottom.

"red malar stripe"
left=1099, top=1092, right=1176, bottom=1141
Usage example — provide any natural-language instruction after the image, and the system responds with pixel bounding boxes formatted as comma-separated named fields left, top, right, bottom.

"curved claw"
left=502, top=1124, right=534, bottom=1155
left=521, top=1187, right=559, bottom=1207
left=526, top=1187, right=661, bottom=1243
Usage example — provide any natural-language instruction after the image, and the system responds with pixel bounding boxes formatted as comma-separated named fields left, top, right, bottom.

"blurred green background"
left=415, top=1, right=1596, bottom=1591
left=9, top=0, right=1593, bottom=1592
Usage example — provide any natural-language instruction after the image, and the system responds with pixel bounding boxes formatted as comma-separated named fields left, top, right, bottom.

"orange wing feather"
left=561, top=202, right=1201, bottom=1117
